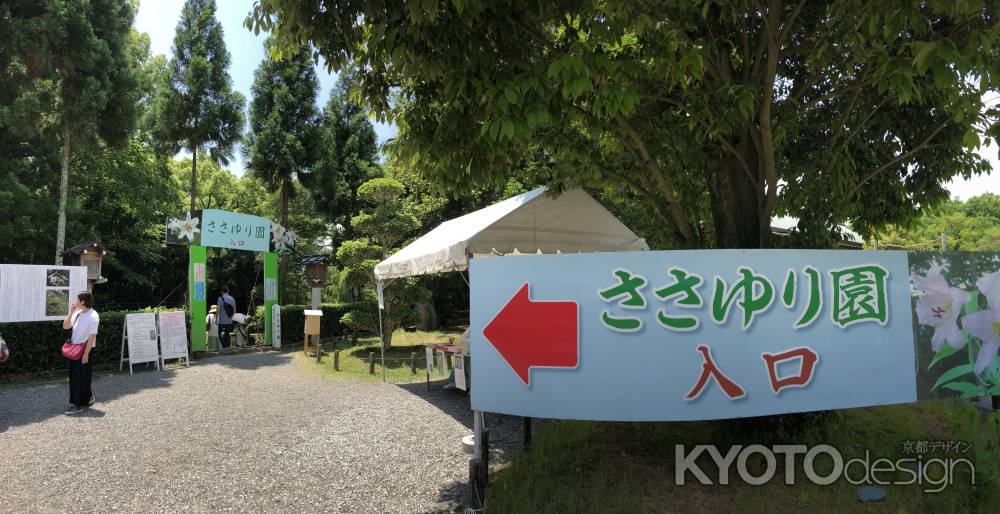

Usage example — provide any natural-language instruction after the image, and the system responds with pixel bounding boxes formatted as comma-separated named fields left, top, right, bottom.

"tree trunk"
left=707, top=132, right=763, bottom=249
left=417, top=301, right=437, bottom=330
left=279, top=179, right=290, bottom=304
left=190, top=146, right=198, bottom=212
left=54, top=122, right=70, bottom=264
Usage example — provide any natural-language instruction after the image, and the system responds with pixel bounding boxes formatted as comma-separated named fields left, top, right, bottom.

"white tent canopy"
left=374, top=187, right=649, bottom=280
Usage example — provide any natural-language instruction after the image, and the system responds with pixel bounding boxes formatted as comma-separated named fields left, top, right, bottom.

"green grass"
left=489, top=401, right=1000, bottom=513
left=289, top=328, right=463, bottom=383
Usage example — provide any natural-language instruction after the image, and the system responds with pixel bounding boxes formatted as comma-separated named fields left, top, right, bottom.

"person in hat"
left=206, top=304, right=221, bottom=351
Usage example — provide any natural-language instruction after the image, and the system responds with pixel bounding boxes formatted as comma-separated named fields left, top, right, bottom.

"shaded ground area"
left=0, top=351, right=513, bottom=513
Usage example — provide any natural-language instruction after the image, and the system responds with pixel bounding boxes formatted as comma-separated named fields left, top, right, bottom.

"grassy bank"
left=290, top=328, right=464, bottom=383
left=489, top=401, right=1000, bottom=513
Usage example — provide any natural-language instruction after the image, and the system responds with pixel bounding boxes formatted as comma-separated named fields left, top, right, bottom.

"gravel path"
left=0, top=351, right=518, bottom=513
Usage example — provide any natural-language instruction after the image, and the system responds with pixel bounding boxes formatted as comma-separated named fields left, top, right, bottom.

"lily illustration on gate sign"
left=167, top=212, right=201, bottom=243
left=913, top=270, right=970, bottom=352
left=913, top=265, right=1000, bottom=398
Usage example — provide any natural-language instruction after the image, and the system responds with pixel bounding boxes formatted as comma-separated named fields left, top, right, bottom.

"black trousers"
left=219, top=323, right=233, bottom=348
left=68, top=357, right=93, bottom=407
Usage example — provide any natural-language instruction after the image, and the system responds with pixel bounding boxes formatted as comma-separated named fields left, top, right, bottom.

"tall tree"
left=149, top=0, right=244, bottom=213
left=42, top=0, right=143, bottom=263
left=249, top=1, right=1000, bottom=249
left=300, top=68, right=381, bottom=242
left=244, top=39, right=321, bottom=299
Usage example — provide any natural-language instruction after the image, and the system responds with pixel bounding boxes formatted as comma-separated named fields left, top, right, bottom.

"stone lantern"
left=301, top=254, right=333, bottom=288
left=300, top=255, right=333, bottom=309
left=62, top=240, right=112, bottom=288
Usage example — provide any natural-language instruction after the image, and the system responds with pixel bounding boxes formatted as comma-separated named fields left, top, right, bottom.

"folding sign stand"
left=158, top=311, right=190, bottom=368
left=120, top=312, right=161, bottom=375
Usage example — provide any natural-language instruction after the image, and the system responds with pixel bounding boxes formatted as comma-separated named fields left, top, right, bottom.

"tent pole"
left=377, top=278, right=386, bottom=382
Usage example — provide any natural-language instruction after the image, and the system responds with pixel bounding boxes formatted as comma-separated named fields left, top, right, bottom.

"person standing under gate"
left=217, top=286, right=237, bottom=349
left=206, top=304, right=221, bottom=351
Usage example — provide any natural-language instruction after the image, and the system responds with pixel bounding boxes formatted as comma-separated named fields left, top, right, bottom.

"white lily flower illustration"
left=284, top=230, right=297, bottom=247
left=927, top=259, right=949, bottom=276
left=960, top=309, right=1000, bottom=374
left=976, top=270, right=1000, bottom=310
left=176, top=212, right=200, bottom=242
left=270, top=223, right=286, bottom=246
left=912, top=271, right=970, bottom=351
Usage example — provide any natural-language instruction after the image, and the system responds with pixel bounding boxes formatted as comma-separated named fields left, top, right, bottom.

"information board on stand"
left=120, top=312, right=160, bottom=374
left=158, top=310, right=190, bottom=367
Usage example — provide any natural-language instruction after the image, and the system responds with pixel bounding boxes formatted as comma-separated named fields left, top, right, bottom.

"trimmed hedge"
left=0, top=304, right=362, bottom=374
left=0, top=311, right=161, bottom=374
left=276, top=303, right=360, bottom=345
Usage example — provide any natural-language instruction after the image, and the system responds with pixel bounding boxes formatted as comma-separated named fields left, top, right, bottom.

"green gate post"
left=190, top=245, right=207, bottom=352
left=264, top=252, right=278, bottom=347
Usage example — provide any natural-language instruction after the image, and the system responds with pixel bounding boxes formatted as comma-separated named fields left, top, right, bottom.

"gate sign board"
left=165, top=209, right=295, bottom=253
left=0, top=265, right=87, bottom=323
left=470, top=250, right=1000, bottom=421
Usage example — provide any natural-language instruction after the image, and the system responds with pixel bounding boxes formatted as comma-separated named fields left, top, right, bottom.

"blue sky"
left=134, top=0, right=396, bottom=176
left=135, top=1, right=996, bottom=199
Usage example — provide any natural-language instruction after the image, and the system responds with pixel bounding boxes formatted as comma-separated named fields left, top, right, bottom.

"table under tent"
left=372, top=186, right=650, bottom=383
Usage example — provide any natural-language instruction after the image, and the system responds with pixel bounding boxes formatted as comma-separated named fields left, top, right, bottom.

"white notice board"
left=0, top=265, right=87, bottom=323
left=158, top=311, right=190, bottom=365
left=454, top=351, right=467, bottom=391
left=125, top=313, right=160, bottom=364
left=425, top=347, right=434, bottom=375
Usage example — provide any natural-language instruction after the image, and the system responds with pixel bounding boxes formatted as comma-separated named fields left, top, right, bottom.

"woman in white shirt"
left=62, top=291, right=99, bottom=415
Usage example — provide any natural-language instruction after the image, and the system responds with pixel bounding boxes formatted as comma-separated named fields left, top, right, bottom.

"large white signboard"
left=0, top=265, right=87, bottom=323
left=121, top=312, right=160, bottom=374
left=158, top=311, right=190, bottom=365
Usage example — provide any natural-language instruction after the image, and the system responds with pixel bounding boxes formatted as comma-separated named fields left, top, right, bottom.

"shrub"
left=0, top=303, right=360, bottom=375
left=0, top=311, right=133, bottom=374
left=276, top=303, right=360, bottom=345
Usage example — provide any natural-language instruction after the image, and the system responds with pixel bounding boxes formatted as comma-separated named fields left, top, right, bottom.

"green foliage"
left=0, top=311, right=172, bottom=374
left=299, top=67, right=382, bottom=243
left=877, top=194, right=1000, bottom=251
left=0, top=304, right=358, bottom=374
left=250, top=0, right=1000, bottom=249
left=275, top=303, right=355, bottom=345
left=73, top=140, right=184, bottom=302
left=243, top=38, right=320, bottom=227
left=338, top=178, right=429, bottom=348
left=147, top=0, right=245, bottom=209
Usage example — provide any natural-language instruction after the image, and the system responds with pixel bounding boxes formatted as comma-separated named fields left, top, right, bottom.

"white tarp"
left=374, top=187, right=649, bottom=280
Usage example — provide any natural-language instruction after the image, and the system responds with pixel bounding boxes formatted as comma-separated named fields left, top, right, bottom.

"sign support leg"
left=264, top=252, right=278, bottom=348
left=469, top=410, right=489, bottom=511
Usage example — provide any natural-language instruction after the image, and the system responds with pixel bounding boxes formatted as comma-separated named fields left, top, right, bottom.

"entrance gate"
left=166, top=209, right=294, bottom=351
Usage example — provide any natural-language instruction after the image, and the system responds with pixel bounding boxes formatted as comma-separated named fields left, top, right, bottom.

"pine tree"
left=244, top=39, right=319, bottom=232
left=244, top=38, right=320, bottom=300
left=338, top=178, right=428, bottom=349
left=147, top=0, right=244, bottom=213
left=300, top=68, right=381, bottom=243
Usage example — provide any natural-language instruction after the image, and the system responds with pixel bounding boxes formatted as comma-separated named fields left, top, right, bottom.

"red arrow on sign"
left=482, top=283, right=579, bottom=386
